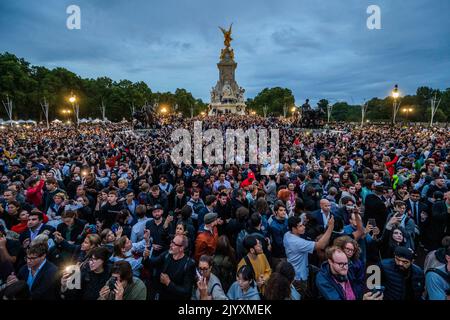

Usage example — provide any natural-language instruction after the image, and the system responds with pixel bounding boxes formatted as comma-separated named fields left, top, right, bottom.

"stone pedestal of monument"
left=208, top=43, right=246, bottom=115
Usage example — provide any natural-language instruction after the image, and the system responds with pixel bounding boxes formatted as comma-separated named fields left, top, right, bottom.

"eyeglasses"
left=89, top=257, right=101, bottom=262
left=344, top=247, right=355, bottom=253
left=171, top=240, right=183, bottom=247
left=332, top=261, right=349, bottom=268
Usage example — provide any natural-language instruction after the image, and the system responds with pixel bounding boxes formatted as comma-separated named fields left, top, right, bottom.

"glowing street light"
left=161, top=107, right=168, bottom=114
left=68, top=91, right=79, bottom=126
left=391, top=84, right=402, bottom=124
left=392, top=85, right=399, bottom=99
left=402, top=107, right=413, bottom=122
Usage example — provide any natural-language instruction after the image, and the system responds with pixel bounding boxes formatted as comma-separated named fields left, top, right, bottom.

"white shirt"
left=321, top=211, right=330, bottom=229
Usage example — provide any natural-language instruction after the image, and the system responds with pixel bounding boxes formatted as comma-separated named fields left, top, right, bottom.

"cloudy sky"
left=1, top=0, right=449, bottom=106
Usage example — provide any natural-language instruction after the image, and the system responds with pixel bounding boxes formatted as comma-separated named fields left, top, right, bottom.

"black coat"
left=143, top=251, right=195, bottom=300
left=17, top=260, right=59, bottom=300
left=364, top=194, right=388, bottom=230
left=19, top=224, right=56, bottom=244
left=405, top=200, right=429, bottom=227
left=57, top=219, right=86, bottom=243
left=380, top=258, right=424, bottom=300
left=427, top=201, right=450, bottom=250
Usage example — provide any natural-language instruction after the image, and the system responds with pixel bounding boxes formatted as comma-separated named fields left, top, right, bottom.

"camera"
left=107, top=276, right=117, bottom=291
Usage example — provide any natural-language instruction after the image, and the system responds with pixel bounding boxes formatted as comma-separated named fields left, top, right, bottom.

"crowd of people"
left=0, top=114, right=449, bottom=301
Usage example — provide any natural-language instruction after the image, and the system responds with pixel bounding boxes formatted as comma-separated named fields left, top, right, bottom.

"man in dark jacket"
left=406, top=189, right=430, bottom=248
left=268, top=203, right=288, bottom=267
left=364, top=185, right=388, bottom=231
left=379, top=246, right=424, bottom=300
left=7, top=242, right=58, bottom=300
left=19, top=210, right=56, bottom=246
left=142, top=234, right=195, bottom=300
left=147, top=185, right=169, bottom=215
left=145, top=204, right=169, bottom=257
left=316, top=246, right=367, bottom=300
left=97, top=190, right=123, bottom=229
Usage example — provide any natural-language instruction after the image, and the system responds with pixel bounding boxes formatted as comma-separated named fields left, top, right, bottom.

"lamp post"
left=68, top=91, right=79, bottom=126
left=391, top=84, right=401, bottom=124
left=402, top=107, right=413, bottom=123
left=61, top=109, right=72, bottom=122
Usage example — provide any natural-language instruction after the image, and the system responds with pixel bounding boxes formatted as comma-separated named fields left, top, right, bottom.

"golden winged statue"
left=219, top=23, right=233, bottom=48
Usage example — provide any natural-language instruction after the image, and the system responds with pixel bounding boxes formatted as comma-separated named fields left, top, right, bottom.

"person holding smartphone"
left=384, top=201, right=417, bottom=251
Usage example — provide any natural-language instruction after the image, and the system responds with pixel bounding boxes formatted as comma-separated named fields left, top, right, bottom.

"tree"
left=250, top=87, right=295, bottom=116
left=0, top=52, right=37, bottom=119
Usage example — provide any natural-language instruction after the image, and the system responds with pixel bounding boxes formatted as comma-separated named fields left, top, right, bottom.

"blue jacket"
left=315, top=262, right=364, bottom=300
left=380, top=258, right=424, bottom=300
left=268, top=217, right=288, bottom=258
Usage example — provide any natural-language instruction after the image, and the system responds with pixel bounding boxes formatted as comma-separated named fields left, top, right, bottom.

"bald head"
left=320, top=199, right=331, bottom=214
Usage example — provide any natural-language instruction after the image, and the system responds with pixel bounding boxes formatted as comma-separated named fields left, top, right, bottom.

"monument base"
left=208, top=103, right=246, bottom=116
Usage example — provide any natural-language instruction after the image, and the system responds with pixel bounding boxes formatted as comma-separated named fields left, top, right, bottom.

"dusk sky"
left=1, top=0, right=449, bottom=106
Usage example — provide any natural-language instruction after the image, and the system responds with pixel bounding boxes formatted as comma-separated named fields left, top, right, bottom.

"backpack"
left=425, top=268, right=450, bottom=300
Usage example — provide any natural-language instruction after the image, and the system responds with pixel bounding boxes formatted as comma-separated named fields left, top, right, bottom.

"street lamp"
left=402, top=107, right=413, bottom=123
left=68, top=91, right=79, bottom=126
left=61, top=109, right=72, bottom=122
left=391, top=84, right=401, bottom=124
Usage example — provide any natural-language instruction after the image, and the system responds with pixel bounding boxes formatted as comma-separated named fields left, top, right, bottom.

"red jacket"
left=385, top=155, right=399, bottom=177
left=11, top=214, right=49, bottom=234
left=11, top=222, right=28, bottom=234
left=240, top=171, right=256, bottom=189
left=26, top=179, right=45, bottom=208
left=194, top=226, right=218, bottom=262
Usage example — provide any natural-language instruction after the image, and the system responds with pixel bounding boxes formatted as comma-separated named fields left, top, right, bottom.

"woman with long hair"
left=212, top=235, right=237, bottom=293
left=379, top=225, right=407, bottom=259
left=110, top=232, right=149, bottom=277
left=264, top=272, right=291, bottom=300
